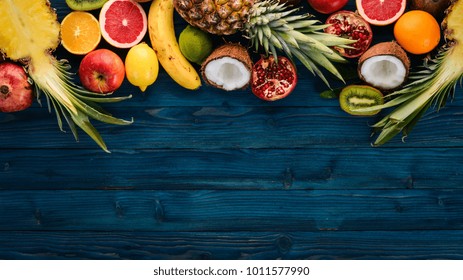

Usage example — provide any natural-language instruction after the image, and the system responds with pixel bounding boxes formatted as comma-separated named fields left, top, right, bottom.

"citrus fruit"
left=99, top=0, right=147, bottom=49
left=394, top=10, right=441, bottom=55
left=356, top=0, right=406, bottom=26
left=179, top=25, right=214, bottom=64
left=125, top=43, right=159, bottom=92
left=60, top=11, right=101, bottom=55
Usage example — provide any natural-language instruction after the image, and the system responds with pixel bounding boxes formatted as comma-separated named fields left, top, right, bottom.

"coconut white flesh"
left=360, top=55, right=407, bottom=90
left=204, top=57, right=251, bottom=91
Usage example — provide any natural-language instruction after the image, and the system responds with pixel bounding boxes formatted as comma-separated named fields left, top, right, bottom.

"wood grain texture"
left=1, top=0, right=463, bottom=260
left=0, top=190, right=462, bottom=231
left=2, top=106, right=463, bottom=150
left=1, top=231, right=463, bottom=260
left=0, top=148, right=462, bottom=190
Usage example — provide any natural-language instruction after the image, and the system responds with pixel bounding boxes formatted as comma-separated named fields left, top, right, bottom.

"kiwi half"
left=65, top=0, right=109, bottom=11
left=339, top=85, right=384, bottom=116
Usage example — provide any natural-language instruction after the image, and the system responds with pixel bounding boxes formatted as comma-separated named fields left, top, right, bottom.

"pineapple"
left=175, top=0, right=253, bottom=36
left=0, top=0, right=132, bottom=153
left=359, top=0, right=463, bottom=146
left=174, top=0, right=355, bottom=86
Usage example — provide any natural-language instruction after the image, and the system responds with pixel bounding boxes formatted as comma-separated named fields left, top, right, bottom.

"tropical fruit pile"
left=1, top=0, right=463, bottom=150
left=318, top=0, right=460, bottom=147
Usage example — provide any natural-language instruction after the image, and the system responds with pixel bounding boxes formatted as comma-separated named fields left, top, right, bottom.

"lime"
left=125, top=43, right=159, bottom=92
left=179, top=25, right=213, bottom=65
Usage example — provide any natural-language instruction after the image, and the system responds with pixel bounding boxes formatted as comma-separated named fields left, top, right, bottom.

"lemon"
left=125, top=42, right=159, bottom=92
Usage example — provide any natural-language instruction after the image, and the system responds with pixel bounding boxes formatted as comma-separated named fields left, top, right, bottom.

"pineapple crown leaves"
left=35, top=57, right=133, bottom=153
left=245, top=0, right=356, bottom=87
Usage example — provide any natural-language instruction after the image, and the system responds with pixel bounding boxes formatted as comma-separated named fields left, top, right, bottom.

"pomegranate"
left=251, top=56, right=297, bottom=101
left=324, top=10, right=373, bottom=58
left=0, top=61, right=33, bottom=113
left=307, top=0, right=349, bottom=14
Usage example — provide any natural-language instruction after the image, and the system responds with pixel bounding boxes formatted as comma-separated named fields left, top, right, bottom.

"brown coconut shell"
left=358, top=41, right=411, bottom=90
left=201, top=43, right=253, bottom=91
left=410, top=0, right=451, bottom=19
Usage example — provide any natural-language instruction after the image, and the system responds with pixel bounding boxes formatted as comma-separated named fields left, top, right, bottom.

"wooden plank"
left=2, top=106, right=463, bottom=150
left=0, top=190, right=462, bottom=231
left=1, top=148, right=462, bottom=190
left=1, top=230, right=462, bottom=259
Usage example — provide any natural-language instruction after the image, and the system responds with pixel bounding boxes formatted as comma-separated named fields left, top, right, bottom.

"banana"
left=148, top=0, right=201, bottom=90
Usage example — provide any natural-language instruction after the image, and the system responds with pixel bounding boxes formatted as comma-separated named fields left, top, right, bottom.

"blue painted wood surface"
left=1, top=0, right=463, bottom=259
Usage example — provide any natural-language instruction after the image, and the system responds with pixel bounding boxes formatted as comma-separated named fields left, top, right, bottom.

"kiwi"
left=65, top=0, right=109, bottom=11
left=339, top=85, right=384, bottom=116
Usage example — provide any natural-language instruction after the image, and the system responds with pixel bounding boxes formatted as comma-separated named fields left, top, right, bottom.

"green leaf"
left=307, top=33, right=357, bottom=47
left=320, top=87, right=343, bottom=99
left=72, top=112, right=110, bottom=153
left=72, top=97, right=133, bottom=126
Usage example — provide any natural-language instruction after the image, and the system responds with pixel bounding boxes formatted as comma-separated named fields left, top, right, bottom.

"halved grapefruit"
left=356, top=0, right=407, bottom=26
left=99, top=0, right=147, bottom=48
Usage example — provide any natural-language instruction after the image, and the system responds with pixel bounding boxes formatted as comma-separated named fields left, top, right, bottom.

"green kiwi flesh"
left=65, top=0, right=109, bottom=11
left=339, top=85, right=384, bottom=116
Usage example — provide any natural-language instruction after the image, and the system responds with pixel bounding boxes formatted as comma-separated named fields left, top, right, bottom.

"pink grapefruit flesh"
left=99, top=0, right=147, bottom=48
left=356, top=0, right=406, bottom=26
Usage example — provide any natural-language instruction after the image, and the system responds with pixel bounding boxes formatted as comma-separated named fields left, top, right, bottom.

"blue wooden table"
left=1, top=0, right=463, bottom=259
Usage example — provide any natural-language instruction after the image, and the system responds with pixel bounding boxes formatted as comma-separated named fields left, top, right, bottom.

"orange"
left=393, top=10, right=441, bottom=55
left=60, top=11, right=101, bottom=55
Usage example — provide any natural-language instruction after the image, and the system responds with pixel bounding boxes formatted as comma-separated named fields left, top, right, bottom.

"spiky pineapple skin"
left=173, top=0, right=254, bottom=35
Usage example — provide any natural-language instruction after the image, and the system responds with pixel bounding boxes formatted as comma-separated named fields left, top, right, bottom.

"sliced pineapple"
left=0, top=0, right=60, bottom=60
left=444, top=0, right=463, bottom=42
left=0, top=0, right=132, bottom=152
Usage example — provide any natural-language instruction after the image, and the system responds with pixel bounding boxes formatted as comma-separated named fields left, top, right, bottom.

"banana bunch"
left=148, top=0, right=201, bottom=90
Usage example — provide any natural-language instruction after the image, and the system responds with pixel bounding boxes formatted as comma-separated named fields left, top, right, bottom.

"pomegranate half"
left=324, top=10, right=373, bottom=58
left=251, top=56, right=297, bottom=102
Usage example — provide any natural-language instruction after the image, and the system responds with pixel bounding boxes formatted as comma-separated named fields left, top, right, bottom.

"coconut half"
left=201, top=43, right=252, bottom=91
left=358, top=41, right=410, bottom=91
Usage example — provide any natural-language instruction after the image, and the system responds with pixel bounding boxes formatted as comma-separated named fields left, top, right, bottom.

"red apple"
left=79, top=49, right=125, bottom=93
left=0, top=61, right=33, bottom=113
left=307, top=0, right=349, bottom=14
